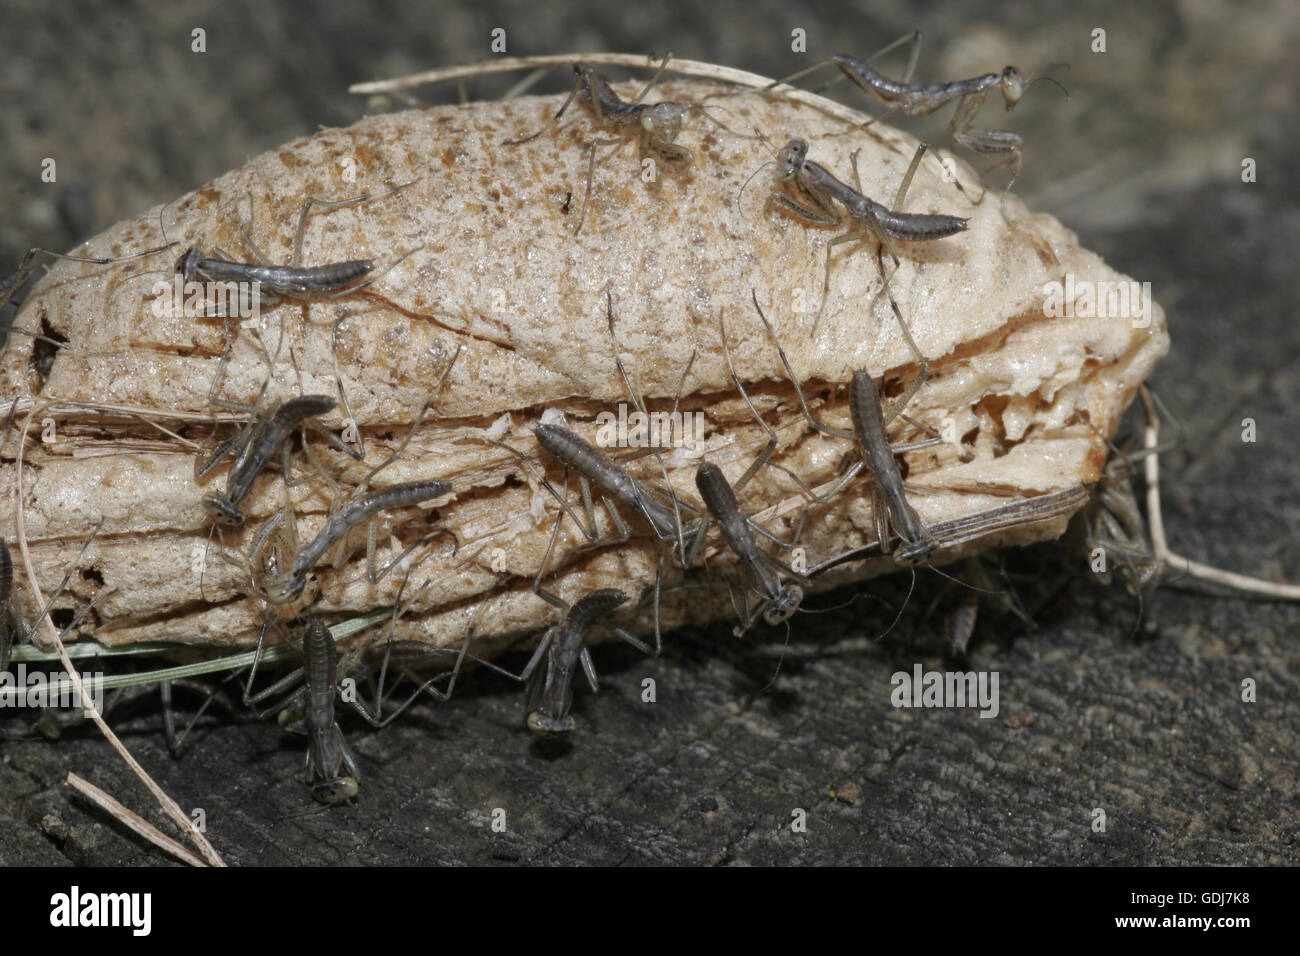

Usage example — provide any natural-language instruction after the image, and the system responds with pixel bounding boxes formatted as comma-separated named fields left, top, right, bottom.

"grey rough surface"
left=1, top=0, right=1297, bottom=865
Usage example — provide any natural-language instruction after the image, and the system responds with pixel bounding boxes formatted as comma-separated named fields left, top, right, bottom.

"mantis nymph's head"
left=264, top=571, right=307, bottom=606
left=1000, top=67, right=1026, bottom=109
left=774, top=139, right=809, bottom=182
left=176, top=247, right=203, bottom=281
left=642, top=102, right=688, bottom=142
left=312, top=776, right=359, bottom=805
left=895, top=538, right=936, bottom=567
left=527, top=710, right=577, bottom=739
left=201, top=492, right=244, bottom=525
left=763, top=584, right=804, bottom=626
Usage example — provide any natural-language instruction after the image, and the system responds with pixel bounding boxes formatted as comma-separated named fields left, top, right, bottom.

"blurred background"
left=1, top=0, right=1297, bottom=865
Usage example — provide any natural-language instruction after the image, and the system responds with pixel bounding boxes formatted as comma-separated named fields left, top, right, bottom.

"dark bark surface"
left=1, top=0, right=1296, bottom=866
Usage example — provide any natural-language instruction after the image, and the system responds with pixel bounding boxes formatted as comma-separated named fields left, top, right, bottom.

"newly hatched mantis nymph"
left=691, top=460, right=810, bottom=636
left=197, top=393, right=355, bottom=525
left=478, top=498, right=662, bottom=738
left=847, top=370, right=938, bottom=564
left=532, top=422, right=686, bottom=544
left=263, top=479, right=454, bottom=605
left=497, top=421, right=692, bottom=656
left=505, top=58, right=692, bottom=164
left=515, top=504, right=655, bottom=738
left=301, top=617, right=360, bottom=805
left=174, top=248, right=374, bottom=302
left=768, top=31, right=1069, bottom=188
left=750, top=289, right=942, bottom=564
left=202, top=334, right=459, bottom=599
left=210, top=615, right=363, bottom=802
left=496, top=291, right=701, bottom=606
left=523, top=587, right=629, bottom=739
left=763, top=136, right=967, bottom=325
left=168, top=181, right=419, bottom=312
left=504, top=58, right=749, bottom=233
left=766, top=137, right=969, bottom=244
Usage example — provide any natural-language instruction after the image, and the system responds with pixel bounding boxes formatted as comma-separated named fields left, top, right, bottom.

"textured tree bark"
left=0, top=79, right=1167, bottom=656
